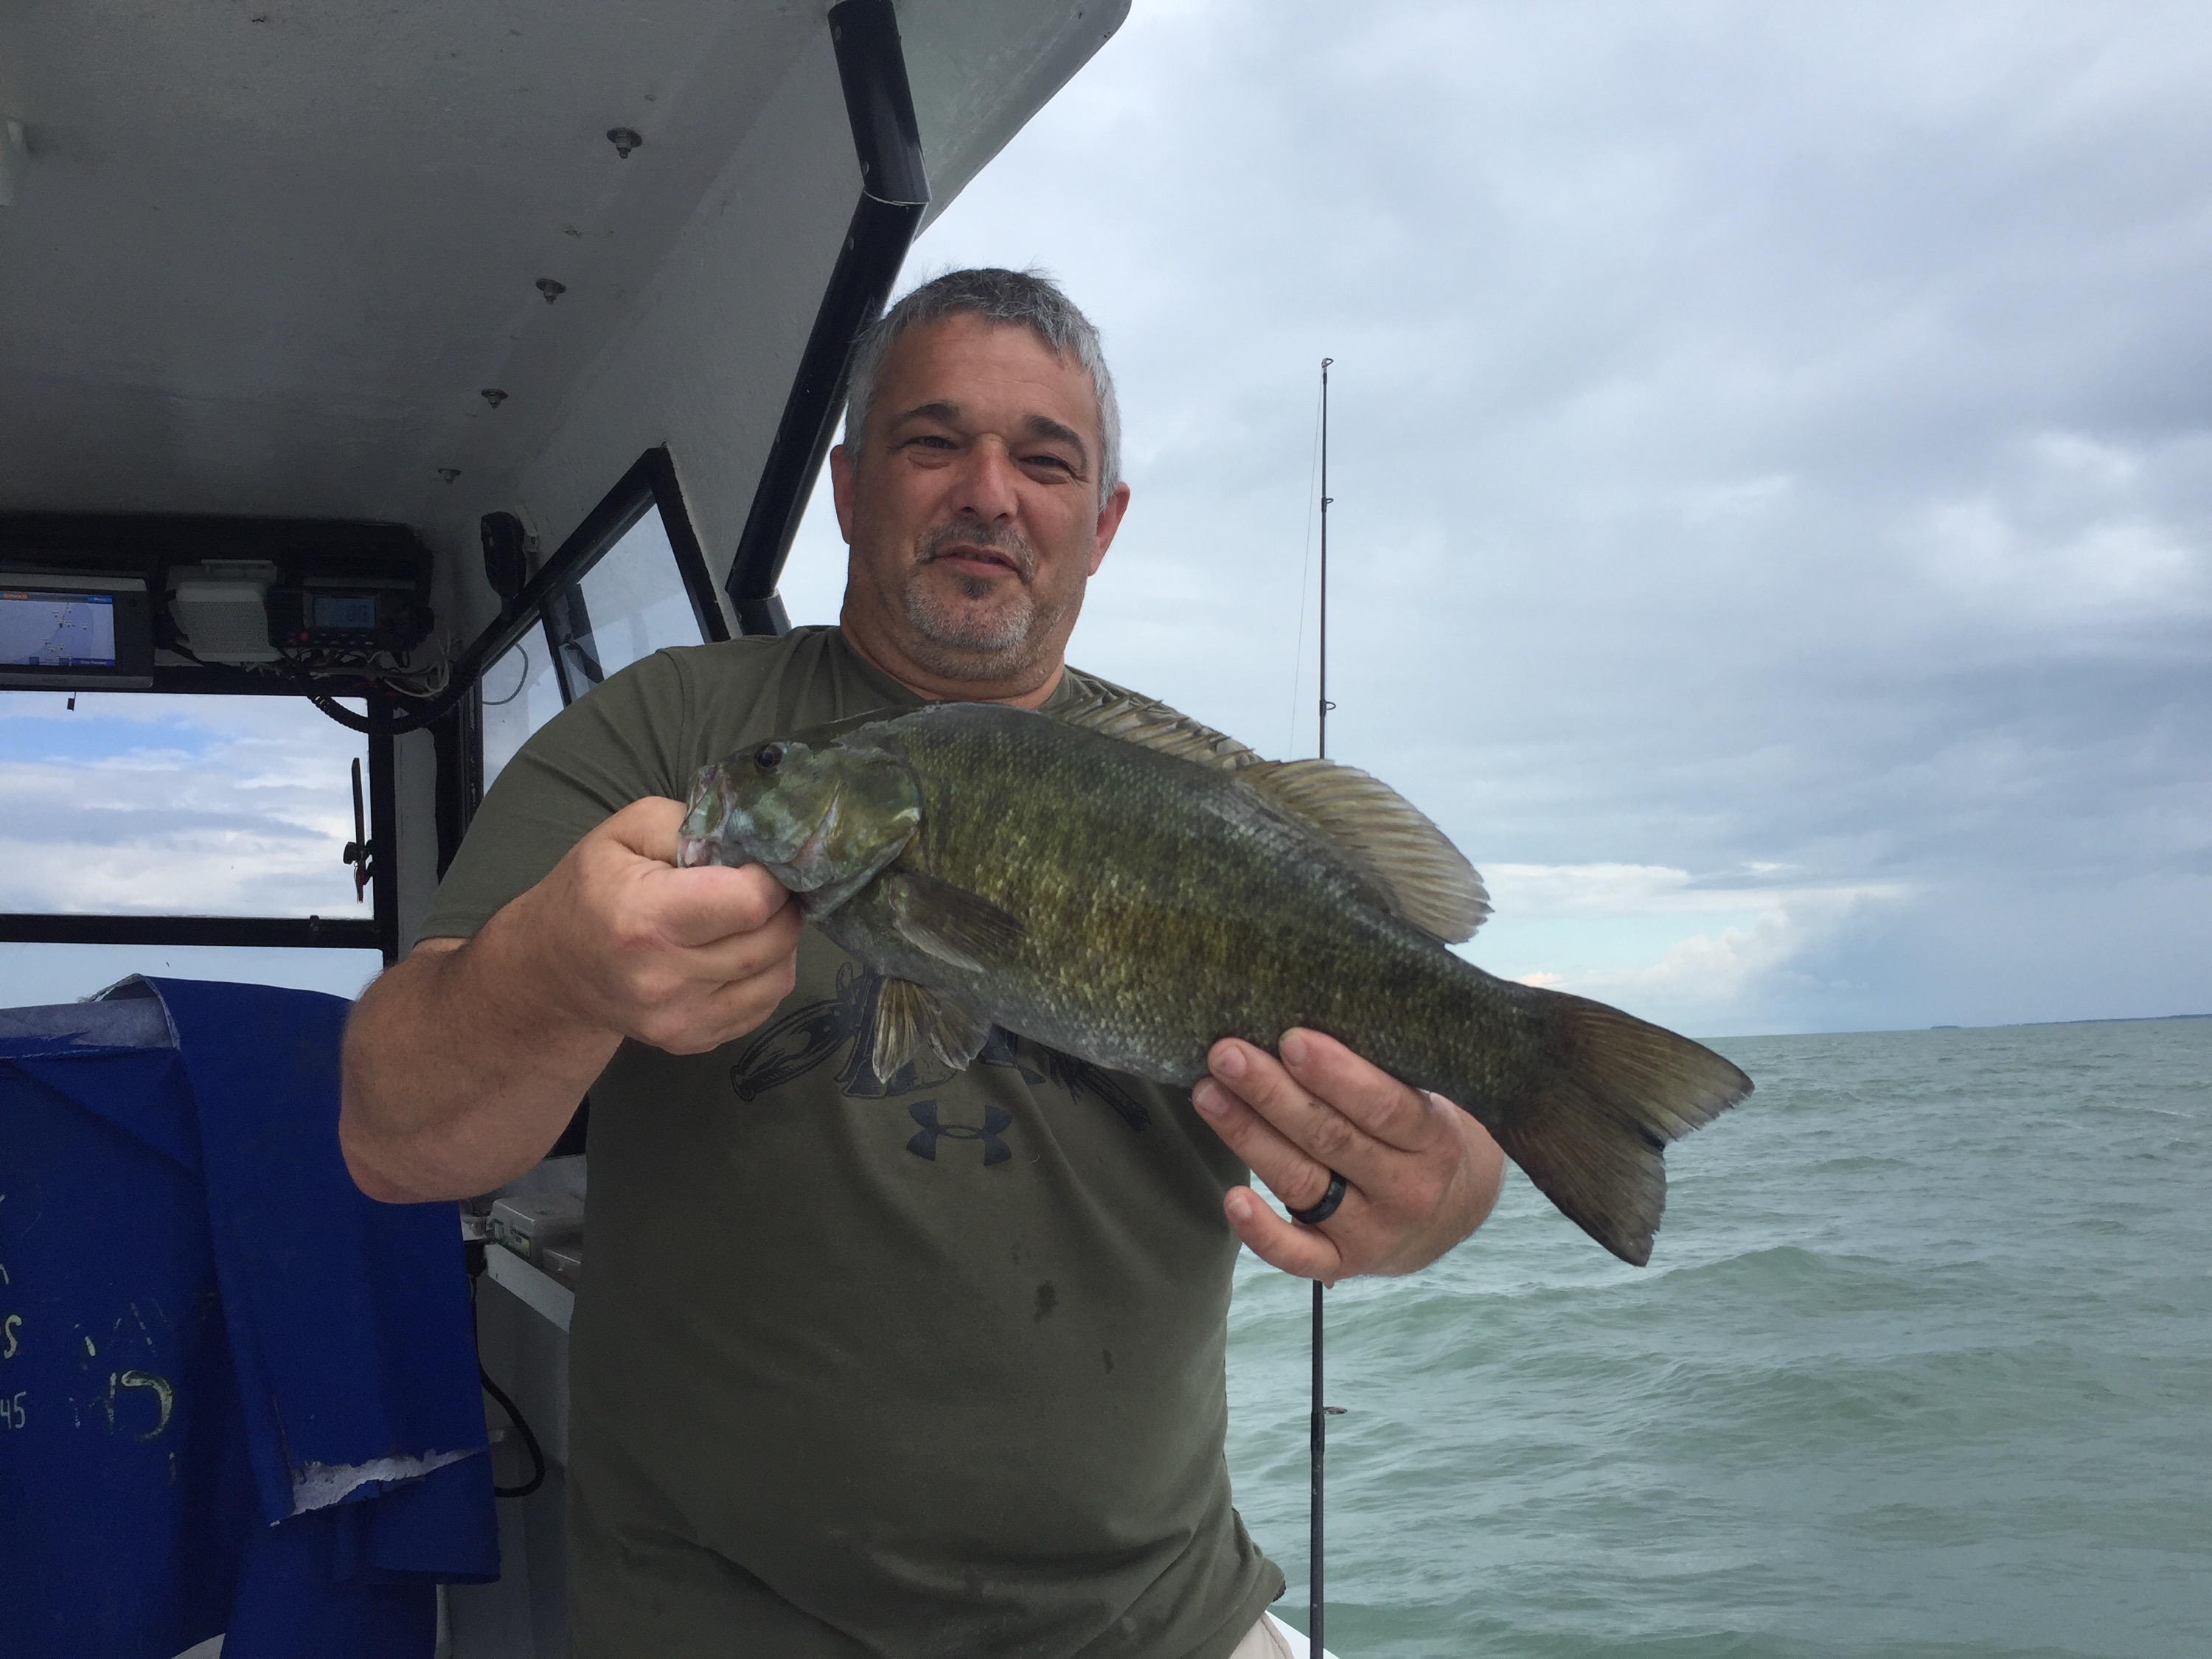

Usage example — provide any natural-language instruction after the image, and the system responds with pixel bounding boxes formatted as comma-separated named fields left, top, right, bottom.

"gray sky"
left=0, top=689, right=383, bottom=1005
left=2, top=2, right=2203, bottom=1035
left=783, top=0, right=2212, bottom=1035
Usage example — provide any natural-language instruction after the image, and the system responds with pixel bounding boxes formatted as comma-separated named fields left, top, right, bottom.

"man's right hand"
left=338, top=796, right=803, bottom=1204
left=515, top=797, right=801, bottom=1054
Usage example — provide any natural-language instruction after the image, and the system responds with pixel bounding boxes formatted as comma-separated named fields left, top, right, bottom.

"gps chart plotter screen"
left=0, top=589, right=119, bottom=667
left=0, top=577, right=154, bottom=687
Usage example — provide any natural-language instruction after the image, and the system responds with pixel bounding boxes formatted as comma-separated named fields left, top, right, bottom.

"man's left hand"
left=1191, top=1029, right=1505, bottom=1282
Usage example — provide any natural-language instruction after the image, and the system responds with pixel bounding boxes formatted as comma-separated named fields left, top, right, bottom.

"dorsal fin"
left=1058, top=684, right=1488, bottom=942
left=1239, top=759, right=1491, bottom=942
left=1054, top=685, right=1262, bottom=771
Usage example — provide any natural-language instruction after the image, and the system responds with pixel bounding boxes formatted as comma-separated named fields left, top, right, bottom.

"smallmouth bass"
left=678, top=691, right=1750, bottom=1265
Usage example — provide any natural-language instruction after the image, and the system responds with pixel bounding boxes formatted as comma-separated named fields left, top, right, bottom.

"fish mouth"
left=675, top=764, right=723, bottom=869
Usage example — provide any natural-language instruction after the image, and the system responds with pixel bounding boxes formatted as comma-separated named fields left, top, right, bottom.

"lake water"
left=1223, top=1018, right=2211, bottom=1659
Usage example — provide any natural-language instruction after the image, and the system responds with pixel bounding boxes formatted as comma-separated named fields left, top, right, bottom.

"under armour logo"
left=906, top=1100, right=1012, bottom=1166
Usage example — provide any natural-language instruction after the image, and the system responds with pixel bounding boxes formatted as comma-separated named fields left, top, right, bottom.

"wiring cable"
left=467, top=1250, right=549, bottom=1500
left=479, top=1363, right=548, bottom=1500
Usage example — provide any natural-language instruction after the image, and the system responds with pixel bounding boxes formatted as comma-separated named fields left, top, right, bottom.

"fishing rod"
left=1318, top=356, right=1335, bottom=761
left=1312, top=354, right=1337, bottom=1659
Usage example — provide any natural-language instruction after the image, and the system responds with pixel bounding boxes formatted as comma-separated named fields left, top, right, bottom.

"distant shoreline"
left=1952, top=1012, right=2211, bottom=1031
left=1713, top=1012, right=2211, bottom=1042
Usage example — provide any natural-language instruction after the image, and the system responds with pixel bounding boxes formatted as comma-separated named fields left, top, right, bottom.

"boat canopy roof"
left=0, top=0, right=1125, bottom=639
left=0, top=1, right=1125, bottom=962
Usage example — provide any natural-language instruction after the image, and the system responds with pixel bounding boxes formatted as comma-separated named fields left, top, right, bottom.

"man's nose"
left=953, top=440, right=1021, bottom=522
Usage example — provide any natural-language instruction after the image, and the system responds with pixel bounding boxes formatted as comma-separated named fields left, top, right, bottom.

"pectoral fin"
left=883, top=871, right=1026, bottom=973
left=870, top=977, right=995, bottom=1082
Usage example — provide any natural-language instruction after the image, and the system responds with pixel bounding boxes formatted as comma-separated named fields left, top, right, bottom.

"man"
left=341, top=268, right=1503, bottom=1658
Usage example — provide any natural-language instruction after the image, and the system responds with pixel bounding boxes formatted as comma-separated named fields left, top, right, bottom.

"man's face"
left=831, top=313, right=1130, bottom=700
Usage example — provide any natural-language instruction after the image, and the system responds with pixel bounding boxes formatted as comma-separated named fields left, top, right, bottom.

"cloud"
left=7, top=5, right=2207, bottom=1035
left=790, top=0, right=2212, bottom=1031
left=1464, top=862, right=1907, bottom=1032
left=0, top=696, right=368, bottom=919
left=1921, top=495, right=2201, bottom=621
left=1615, top=910, right=1804, bottom=1003
left=1904, top=422, right=2211, bottom=633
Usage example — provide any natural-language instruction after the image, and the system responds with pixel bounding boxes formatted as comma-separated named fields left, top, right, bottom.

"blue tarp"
left=0, top=977, right=498, bottom=1659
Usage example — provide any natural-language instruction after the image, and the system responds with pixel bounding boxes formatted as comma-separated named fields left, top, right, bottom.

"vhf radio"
left=265, top=575, right=432, bottom=655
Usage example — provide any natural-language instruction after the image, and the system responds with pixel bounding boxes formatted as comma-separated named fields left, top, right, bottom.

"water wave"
left=1225, top=1017, right=2212, bottom=1658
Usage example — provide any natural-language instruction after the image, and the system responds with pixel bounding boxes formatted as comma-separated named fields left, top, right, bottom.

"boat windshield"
left=0, top=691, right=382, bottom=1004
left=485, top=501, right=709, bottom=789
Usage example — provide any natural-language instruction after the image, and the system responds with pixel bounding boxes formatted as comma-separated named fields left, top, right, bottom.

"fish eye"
left=754, top=742, right=785, bottom=771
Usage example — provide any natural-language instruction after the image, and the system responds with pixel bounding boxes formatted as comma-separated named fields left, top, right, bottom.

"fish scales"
left=680, top=699, right=1752, bottom=1264
left=890, top=709, right=1504, bottom=1095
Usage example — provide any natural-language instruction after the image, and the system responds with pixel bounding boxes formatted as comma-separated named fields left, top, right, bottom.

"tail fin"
left=1483, top=990, right=1752, bottom=1265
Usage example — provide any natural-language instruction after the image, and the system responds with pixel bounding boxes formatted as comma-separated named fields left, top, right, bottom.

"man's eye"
left=1022, top=453, right=1074, bottom=474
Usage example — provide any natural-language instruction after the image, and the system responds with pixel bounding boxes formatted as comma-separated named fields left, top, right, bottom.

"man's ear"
left=829, top=443, right=857, bottom=545
left=1088, top=479, right=1132, bottom=577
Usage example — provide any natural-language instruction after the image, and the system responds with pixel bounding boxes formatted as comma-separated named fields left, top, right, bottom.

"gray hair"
left=844, top=267, right=1122, bottom=507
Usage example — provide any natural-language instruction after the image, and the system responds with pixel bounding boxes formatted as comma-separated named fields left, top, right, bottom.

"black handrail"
left=367, top=701, right=400, bottom=961
left=722, top=0, right=931, bottom=636
left=0, top=914, right=380, bottom=950
left=642, top=446, right=732, bottom=644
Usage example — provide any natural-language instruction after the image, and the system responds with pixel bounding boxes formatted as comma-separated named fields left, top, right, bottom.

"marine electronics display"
left=265, top=575, right=431, bottom=655
left=0, top=574, right=155, bottom=689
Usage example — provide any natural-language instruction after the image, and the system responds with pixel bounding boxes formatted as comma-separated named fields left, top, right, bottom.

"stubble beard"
left=899, top=521, right=1071, bottom=683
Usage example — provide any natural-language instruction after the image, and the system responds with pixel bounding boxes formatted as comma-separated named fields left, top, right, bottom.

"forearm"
left=339, top=799, right=803, bottom=1205
left=340, top=905, right=619, bottom=1204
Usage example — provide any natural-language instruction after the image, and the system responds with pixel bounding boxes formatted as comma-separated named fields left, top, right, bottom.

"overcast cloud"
left=4, top=3, right=2203, bottom=1034
left=0, top=692, right=378, bottom=1006
left=784, top=0, right=2212, bottom=1035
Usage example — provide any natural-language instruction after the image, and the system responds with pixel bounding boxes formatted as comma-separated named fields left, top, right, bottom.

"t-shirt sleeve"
left=414, top=649, right=699, bottom=944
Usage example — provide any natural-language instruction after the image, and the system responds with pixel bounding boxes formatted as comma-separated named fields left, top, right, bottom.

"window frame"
left=457, top=448, right=731, bottom=846
left=0, top=450, right=727, bottom=967
left=0, top=673, right=389, bottom=958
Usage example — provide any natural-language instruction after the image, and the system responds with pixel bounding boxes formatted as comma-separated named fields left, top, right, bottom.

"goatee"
left=900, top=521, right=1059, bottom=678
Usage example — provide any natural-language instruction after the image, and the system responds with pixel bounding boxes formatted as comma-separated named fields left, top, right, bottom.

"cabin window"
left=481, top=503, right=710, bottom=791
left=556, top=507, right=710, bottom=695
left=480, top=634, right=566, bottom=792
left=0, top=692, right=384, bottom=1005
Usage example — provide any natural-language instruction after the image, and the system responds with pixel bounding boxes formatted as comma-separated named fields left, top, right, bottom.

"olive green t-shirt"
left=421, top=627, right=1284, bottom=1659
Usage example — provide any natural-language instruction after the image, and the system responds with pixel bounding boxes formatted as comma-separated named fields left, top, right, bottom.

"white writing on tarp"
left=107, top=1369, right=173, bottom=1440
left=0, top=1192, right=21, bottom=1426
left=0, top=1185, right=18, bottom=1425
left=0, top=1188, right=18, bottom=1439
